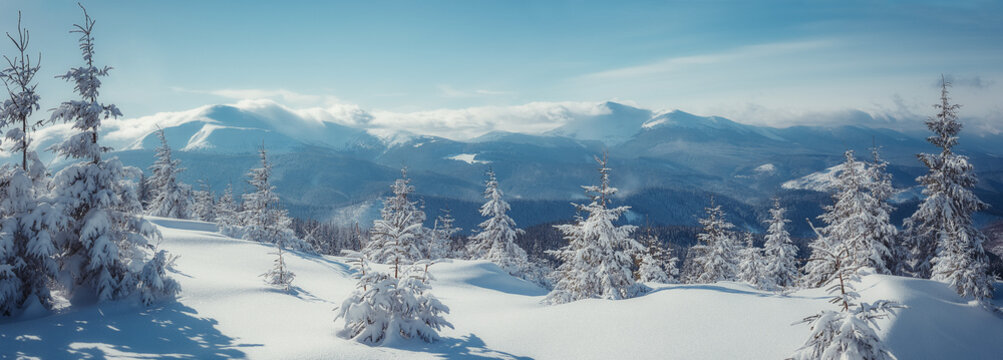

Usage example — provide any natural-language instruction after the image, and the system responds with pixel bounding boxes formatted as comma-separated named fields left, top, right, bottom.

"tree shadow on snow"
left=650, top=284, right=808, bottom=298
left=388, top=333, right=534, bottom=360
left=1, top=302, right=261, bottom=359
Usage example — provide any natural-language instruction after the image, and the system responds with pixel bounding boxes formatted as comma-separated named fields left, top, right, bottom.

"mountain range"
left=32, top=100, right=1003, bottom=236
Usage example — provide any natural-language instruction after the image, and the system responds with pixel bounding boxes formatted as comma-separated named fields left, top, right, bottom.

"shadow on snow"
left=0, top=302, right=260, bottom=359
left=386, top=333, right=534, bottom=360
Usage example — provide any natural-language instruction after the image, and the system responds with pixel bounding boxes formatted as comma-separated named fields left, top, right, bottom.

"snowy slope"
left=2, top=218, right=1002, bottom=359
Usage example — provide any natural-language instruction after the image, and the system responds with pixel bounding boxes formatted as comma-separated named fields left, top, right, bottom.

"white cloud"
left=172, top=87, right=342, bottom=108
left=584, top=39, right=837, bottom=80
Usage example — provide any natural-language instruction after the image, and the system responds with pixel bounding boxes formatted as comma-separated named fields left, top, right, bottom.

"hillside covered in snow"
left=2, top=218, right=1000, bottom=359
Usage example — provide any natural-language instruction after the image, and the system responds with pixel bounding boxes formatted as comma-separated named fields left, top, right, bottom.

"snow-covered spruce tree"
left=761, top=198, right=799, bottom=291
left=0, top=12, right=58, bottom=316
left=636, top=228, right=674, bottom=283
left=690, top=198, right=740, bottom=284
left=467, top=170, right=530, bottom=275
left=261, top=237, right=295, bottom=292
left=429, top=209, right=460, bottom=260
left=737, top=232, right=768, bottom=289
left=47, top=5, right=176, bottom=303
left=336, top=251, right=452, bottom=344
left=903, top=78, right=994, bottom=302
left=215, top=183, right=239, bottom=229
left=867, top=145, right=904, bottom=275
left=792, top=246, right=903, bottom=360
left=189, top=180, right=215, bottom=222
left=804, top=151, right=893, bottom=288
left=239, top=146, right=306, bottom=250
left=145, top=128, right=191, bottom=219
left=362, top=168, right=426, bottom=269
left=545, top=154, right=647, bottom=304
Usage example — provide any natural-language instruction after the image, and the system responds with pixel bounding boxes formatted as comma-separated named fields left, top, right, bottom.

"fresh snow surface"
left=2, top=218, right=1001, bottom=359
left=782, top=161, right=868, bottom=192
left=446, top=153, right=491, bottom=165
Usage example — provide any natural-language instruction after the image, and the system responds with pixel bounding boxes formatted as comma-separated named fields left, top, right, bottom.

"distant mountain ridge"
left=32, top=100, right=1003, bottom=235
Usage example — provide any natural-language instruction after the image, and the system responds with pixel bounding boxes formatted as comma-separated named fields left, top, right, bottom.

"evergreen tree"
left=905, top=77, right=994, bottom=302
left=362, top=168, right=426, bottom=269
left=145, top=128, right=191, bottom=219
left=215, top=183, right=239, bottom=228
left=793, top=246, right=903, bottom=360
left=0, top=11, right=57, bottom=315
left=429, top=209, right=460, bottom=260
left=336, top=252, right=452, bottom=344
left=804, top=151, right=894, bottom=288
left=866, top=145, right=904, bottom=275
left=545, top=154, right=647, bottom=304
left=761, top=198, right=799, bottom=290
left=239, top=146, right=305, bottom=250
left=261, top=238, right=295, bottom=292
left=47, top=5, right=176, bottom=303
left=737, top=232, right=767, bottom=289
left=636, top=228, right=675, bottom=283
left=467, top=170, right=529, bottom=275
left=690, top=198, right=740, bottom=284
left=189, top=180, right=216, bottom=222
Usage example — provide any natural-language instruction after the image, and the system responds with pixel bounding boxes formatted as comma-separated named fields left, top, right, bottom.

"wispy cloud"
left=437, top=85, right=513, bottom=98
left=171, top=87, right=342, bottom=107
left=583, top=39, right=838, bottom=80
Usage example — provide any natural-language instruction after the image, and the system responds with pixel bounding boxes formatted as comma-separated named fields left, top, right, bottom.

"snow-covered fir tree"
left=46, top=5, right=177, bottom=303
left=904, top=78, right=994, bottom=302
left=145, top=128, right=191, bottom=219
left=362, top=168, right=426, bottom=269
left=737, top=232, right=768, bottom=289
left=215, top=183, right=239, bottom=229
left=0, top=11, right=58, bottom=316
left=866, top=145, right=904, bottom=275
left=189, top=180, right=216, bottom=222
left=545, top=154, right=647, bottom=304
left=636, top=228, right=675, bottom=283
left=429, top=209, right=460, bottom=260
left=792, top=245, right=903, bottom=360
left=804, top=151, right=894, bottom=288
left=138, top=249, right=180, bottom=306
left=239, top=146, right=306, bottom=250
left=335, top=251, right=452, bottom=344
left=261, top=238, right=295, bottom=292
left=760, top=198, right=799, bottom=291
left=689, top=198, right=740, bottom=284
left=467, top=170, right=530, bottom=276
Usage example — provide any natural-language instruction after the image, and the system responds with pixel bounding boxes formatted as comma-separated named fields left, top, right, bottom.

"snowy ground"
left=2, top=217, right=1002, bottom=359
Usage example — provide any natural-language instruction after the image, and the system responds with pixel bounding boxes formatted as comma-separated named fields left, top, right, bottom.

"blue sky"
left=2, top=0, right=1002, bottom=133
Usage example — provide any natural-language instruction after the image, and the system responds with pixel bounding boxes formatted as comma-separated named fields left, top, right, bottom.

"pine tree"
left=47, top=5, right=176, bottom=303
left=636, top=228, right=675, bottom=283
left=189, top=180, right=216, bottom=222
left=761, top=198, right=799, bottom=290
left=335, top=252, right=452, bottom=344
left=239, top=146, right=305, bottom=250
left=804, top=151, right=894, bottom=288
left=690, top=198, right=740, bottom=284
left=545, top=154, right=647, bottom=304
left=792, top=246, right=903, bottom=360
left=904, top=77, right=994, bottom=302
left=215, top=183, right=239, bottom=228
left=737, top=232, right=767, bottom=289
left=362, top=168, right=426, bottom=270
left=145, top=128, right=191, bottom=219
left=467, top=170, right=530, bottom=276
left=0, top=11, right=58, bottom=315
left=261, top=238, right=295, bottom=292
left=867, top=145, right=904, bottom=275
left=429, top=209, right=460, bottom=260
